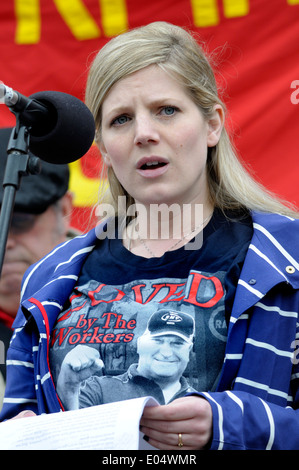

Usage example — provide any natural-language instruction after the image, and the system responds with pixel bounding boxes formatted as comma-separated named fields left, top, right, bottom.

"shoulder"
left=252, top=210, right=299, bottom=226
left=248, top=211, right=299, bottom=285
left=251, top=211, right=299, bottom=245
left=20, top=228, right=99, bottom=299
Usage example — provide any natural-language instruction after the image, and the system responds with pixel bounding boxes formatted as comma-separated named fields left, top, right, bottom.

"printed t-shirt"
left=49, top=209, right=253, bottom=409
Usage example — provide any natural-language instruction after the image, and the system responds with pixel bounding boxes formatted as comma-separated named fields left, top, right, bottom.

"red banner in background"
left=0, top=0, right=299, bottom=231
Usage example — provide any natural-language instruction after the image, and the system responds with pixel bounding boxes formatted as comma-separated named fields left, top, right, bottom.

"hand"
left=139, top=396, right=212, bottom=450
left=11, top=410, right=36, bottom=420
left=58, top=345, right=103, bottom=388
left=56, top=345, right=103, bottom=410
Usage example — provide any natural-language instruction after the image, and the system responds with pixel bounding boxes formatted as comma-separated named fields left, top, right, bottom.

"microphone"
left=0, top=83, right=95, bottom=164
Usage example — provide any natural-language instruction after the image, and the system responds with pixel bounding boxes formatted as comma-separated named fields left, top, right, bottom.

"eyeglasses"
left=10, top=212, right=38, bottom=234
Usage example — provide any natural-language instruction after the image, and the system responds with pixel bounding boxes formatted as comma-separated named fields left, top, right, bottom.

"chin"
left=0, top=275, right=23, bottom=296
left=153, top=367, right=178, bottom=378
left=137, top=193, right=180, bottom=208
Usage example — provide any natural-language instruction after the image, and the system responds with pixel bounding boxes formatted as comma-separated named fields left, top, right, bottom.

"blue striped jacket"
left=1, top=211, right=299, bottom=450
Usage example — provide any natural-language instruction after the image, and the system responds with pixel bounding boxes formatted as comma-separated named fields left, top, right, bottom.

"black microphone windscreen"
left=28, top=91, right=95, bottom=164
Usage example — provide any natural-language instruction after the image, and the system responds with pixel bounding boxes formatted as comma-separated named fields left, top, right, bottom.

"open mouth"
left=137, top=157, right=169, bottom=177
left=140, top=161, right=167, bottom=170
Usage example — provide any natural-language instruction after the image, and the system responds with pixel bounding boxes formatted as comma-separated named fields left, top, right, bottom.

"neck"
left=125, top=200, right=214, bottom=257
left=135, top=198, right=213, bottom=236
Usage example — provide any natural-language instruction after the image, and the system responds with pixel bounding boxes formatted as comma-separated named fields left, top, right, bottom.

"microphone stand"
left=0, top=124, right=41, bottom=276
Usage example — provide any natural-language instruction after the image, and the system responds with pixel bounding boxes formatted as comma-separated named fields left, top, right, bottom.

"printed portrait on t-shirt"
left=50, top=271, right=228, bottom=409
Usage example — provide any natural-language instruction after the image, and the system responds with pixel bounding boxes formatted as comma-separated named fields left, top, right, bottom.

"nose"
left=159, top=341, right=174, bottom=358
left=133, top=115, right=160, bottom=146
left=5, top=234, right=17, bottom=250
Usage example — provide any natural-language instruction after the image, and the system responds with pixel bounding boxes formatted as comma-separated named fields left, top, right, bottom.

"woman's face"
left=99, top=65, right=223, bottom=208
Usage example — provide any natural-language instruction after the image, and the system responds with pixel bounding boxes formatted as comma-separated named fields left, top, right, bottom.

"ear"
left=207, top=105, right=224, bottom=148
left=98, top=140, right=112, bottom=168
left=57, top=191, right=73, bottom=238
left=60, top=191, right=73, bottom=218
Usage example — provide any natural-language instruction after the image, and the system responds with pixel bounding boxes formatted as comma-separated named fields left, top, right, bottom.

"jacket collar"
left=231, top=211, right=299, bottom=320
left=15, top=228, right=99, bottom=330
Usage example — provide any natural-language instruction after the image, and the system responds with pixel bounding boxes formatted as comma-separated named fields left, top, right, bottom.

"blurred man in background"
left=0, top=127, right=73, bottom=406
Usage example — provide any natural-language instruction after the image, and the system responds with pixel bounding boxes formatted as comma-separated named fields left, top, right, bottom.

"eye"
left=171, top=339, right=185, bottom=347
left=153, top=338, right=163, bottom=344
left=160, top=106, right=178, bottom=116
left=111, top=114, right=130, bottom=126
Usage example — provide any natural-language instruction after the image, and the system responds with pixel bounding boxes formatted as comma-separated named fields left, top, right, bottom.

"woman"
left=1, top=22, right=299, bottom=450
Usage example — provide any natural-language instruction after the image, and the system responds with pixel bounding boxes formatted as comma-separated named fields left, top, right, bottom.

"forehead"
left=147, top=334, right=188, bottom=344
left=102, top=65, right=188, bottom=108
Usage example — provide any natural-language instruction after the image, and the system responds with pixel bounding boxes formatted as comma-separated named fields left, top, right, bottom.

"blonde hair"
left=85, top=21, right=298, bottom=217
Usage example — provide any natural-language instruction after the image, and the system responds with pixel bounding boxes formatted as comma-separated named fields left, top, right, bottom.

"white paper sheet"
left=0, top=396, right=158, bottom=450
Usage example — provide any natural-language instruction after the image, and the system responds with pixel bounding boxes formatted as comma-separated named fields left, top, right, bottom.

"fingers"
left=63, top=345, right=103, bottom=374
left=59, top=345, right=104, bottom=387
left=142, top=396, right=209, bottom=421
left=140, top=416, right=197, bottom=448
left=11, top=410, right=36, bottom=420
left=141, top=428, right=199, bottom=450
left=140, top=396, right=213, bottom=450
left=67, top=345, right=102, bottom=372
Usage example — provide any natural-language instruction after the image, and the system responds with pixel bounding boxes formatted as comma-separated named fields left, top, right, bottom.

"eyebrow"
left=103, top=98, right=182, bottom=120
left=101, top=106, right=130, bottom=126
